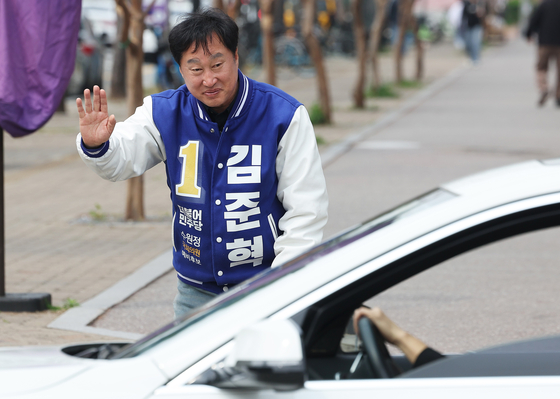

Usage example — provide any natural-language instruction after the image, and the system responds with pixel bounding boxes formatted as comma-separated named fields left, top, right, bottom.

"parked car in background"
left=66, top=17, right=104, bottom=96
left=2, top=158, right=560, bottom=397
left=81, top=0, right=117, bottom=47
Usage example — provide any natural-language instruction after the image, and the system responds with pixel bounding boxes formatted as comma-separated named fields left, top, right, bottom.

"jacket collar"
left=193, top=69, right=250, bottom=122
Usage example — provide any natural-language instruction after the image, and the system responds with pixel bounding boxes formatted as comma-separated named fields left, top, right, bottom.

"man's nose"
left=202, top=70, right=217, bottom=86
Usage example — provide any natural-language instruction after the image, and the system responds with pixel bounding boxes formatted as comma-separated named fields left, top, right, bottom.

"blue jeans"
left=464, top=25, right=483, bottom=63
left=173, top=279, right=217, bottom=319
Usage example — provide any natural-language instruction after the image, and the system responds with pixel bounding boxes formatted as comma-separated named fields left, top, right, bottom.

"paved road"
left=92, top=37, right=560, bottom=354
left=324, top=38, right=560, bottom=354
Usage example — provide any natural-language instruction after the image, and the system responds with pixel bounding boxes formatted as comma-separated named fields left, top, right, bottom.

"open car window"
left=303, top=204, right=560, bottom=381
left=369, top=225, right=560, bottom=356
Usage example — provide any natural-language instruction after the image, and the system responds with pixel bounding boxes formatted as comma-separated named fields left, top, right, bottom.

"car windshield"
left=113, top=188, right=457, bottom=359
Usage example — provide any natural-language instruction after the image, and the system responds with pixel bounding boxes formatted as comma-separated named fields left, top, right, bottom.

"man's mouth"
left=204, top=89, right=221, bottom=97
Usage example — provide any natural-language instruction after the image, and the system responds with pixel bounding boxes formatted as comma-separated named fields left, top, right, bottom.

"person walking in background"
left=462, top=0, right=487, bottom=63
left=525, top=0, right=560, bottom=107
left=447, top=0, right=465, bottom=50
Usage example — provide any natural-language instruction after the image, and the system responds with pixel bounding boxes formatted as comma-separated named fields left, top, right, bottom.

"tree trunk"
left=126, top=174, right=144, bottom=221
left=228, top=0, right=243, bottom=19
left=394, top=0, right=406, bottom=83
left=125, top=0, right=146, bottom=221
left=351, top=0, right=366, bottom=108
left=111, top=4, right=127, bottom=99
left=125, top=4, right=144, bottom=116
left=368, top=0, right=388, bottom=89
left=213, top=0, right=225, bottom=11
left=115, top=0, right=153, bottom=221
left=302, top=0, right=331, bottom=123
left=412, top=17, right=423, bottom=81
left=394, top=0, right=413, bottom=83
left=259, top=0, right=276, bottom=86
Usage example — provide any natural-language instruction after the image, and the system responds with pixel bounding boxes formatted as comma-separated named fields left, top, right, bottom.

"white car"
left=2, top=158, right=560, bottom=398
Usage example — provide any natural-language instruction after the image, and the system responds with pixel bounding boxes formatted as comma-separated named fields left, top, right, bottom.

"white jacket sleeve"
left=76, top=96, right=166, bottom=181
left=272, top=105, right=328, bottom=267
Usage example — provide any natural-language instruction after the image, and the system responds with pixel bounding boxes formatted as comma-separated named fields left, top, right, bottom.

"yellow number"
left=176, top=141, right=201, bottom=198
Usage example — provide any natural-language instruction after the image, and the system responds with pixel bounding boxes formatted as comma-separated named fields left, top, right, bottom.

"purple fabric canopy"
left=0, top=0, right=81, bottom=137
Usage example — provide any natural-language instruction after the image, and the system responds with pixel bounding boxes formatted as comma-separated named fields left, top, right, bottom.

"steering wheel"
left=357, top=317, right=400, bottom=378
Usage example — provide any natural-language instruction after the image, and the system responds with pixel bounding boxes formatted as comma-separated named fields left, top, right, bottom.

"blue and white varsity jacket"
left=77, top=70, right=328, bottom=293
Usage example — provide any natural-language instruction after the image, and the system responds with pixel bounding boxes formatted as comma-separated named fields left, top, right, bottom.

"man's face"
left=179, top=33, right=239, bottom=114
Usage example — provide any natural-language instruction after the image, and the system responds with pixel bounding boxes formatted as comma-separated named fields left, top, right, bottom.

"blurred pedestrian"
left=462, top=0, right=487, bottom=63
left=447, top=0, right=465, bottom=50
left=525, top=0, right=560, bottom=107
left=76, top=9, right=328, bottom=319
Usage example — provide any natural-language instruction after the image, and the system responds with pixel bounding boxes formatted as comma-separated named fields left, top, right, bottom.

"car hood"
left=0, top=346, right=91, bottom=396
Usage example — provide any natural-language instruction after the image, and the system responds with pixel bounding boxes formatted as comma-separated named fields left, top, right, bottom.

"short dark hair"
left=169, top=8, right=239, bottom=65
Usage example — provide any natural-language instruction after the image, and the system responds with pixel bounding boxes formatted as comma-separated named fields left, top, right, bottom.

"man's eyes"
left=189, top=62, right=224, bottom=73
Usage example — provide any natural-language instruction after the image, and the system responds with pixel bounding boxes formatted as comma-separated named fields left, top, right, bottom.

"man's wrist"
left=82, top=140, right=105, bottom=150
left=81, top=138, right=110, bottom=158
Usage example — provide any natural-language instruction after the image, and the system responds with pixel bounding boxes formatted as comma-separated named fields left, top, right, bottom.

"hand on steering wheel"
left=357, top=316, right=401, bottom=378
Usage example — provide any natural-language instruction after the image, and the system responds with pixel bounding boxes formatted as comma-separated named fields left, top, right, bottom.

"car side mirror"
left=211, top=319, right=306, bottom=391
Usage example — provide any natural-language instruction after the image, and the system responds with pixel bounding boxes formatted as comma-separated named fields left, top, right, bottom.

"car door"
left=150, top=192, right=560, bottom=398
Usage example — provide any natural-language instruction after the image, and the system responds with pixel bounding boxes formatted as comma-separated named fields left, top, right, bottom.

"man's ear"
left=234, top=48, right=239, bottom=66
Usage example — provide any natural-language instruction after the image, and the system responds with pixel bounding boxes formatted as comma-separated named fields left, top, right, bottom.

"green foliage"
left=89, top=203, right=106, bottom=221
left=48, top=298, right=80, bottom=311
left=63, top=298, right=80, bottom=309
left=504, top=0, right=520, bottom=25
left=316, top=135, right=326, bottom=145
left=418, top=25, right=433, bottom=42
left=398, top=80, right=422, bottom=89
left=366, top=84, right=399, bottom=98
left=309, top=103, right=328, bottom=125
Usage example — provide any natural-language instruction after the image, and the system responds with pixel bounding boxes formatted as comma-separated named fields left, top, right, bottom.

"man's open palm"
left=76, top=85, right=116, bottom=148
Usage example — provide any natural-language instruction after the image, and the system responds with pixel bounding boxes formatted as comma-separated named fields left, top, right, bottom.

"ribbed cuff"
left=81, top=139, right=109, bottom=158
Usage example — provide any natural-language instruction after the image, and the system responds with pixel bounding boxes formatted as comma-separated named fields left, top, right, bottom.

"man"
left=525, top=0, right=560, bottom=107
left=76, top=9, right=328, bottom=318
left=462, top=0, right=486, bottom=64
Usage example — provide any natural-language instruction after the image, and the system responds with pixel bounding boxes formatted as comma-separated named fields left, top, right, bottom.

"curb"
left=48, top=250, right=173, bottom=340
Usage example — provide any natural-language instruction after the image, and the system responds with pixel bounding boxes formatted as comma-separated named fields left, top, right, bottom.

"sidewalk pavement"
left=0, top=37, right=509, bottom=346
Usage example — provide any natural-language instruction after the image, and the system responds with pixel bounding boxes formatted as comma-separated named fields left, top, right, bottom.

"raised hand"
left=76, top=85, right=117, bottom=148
